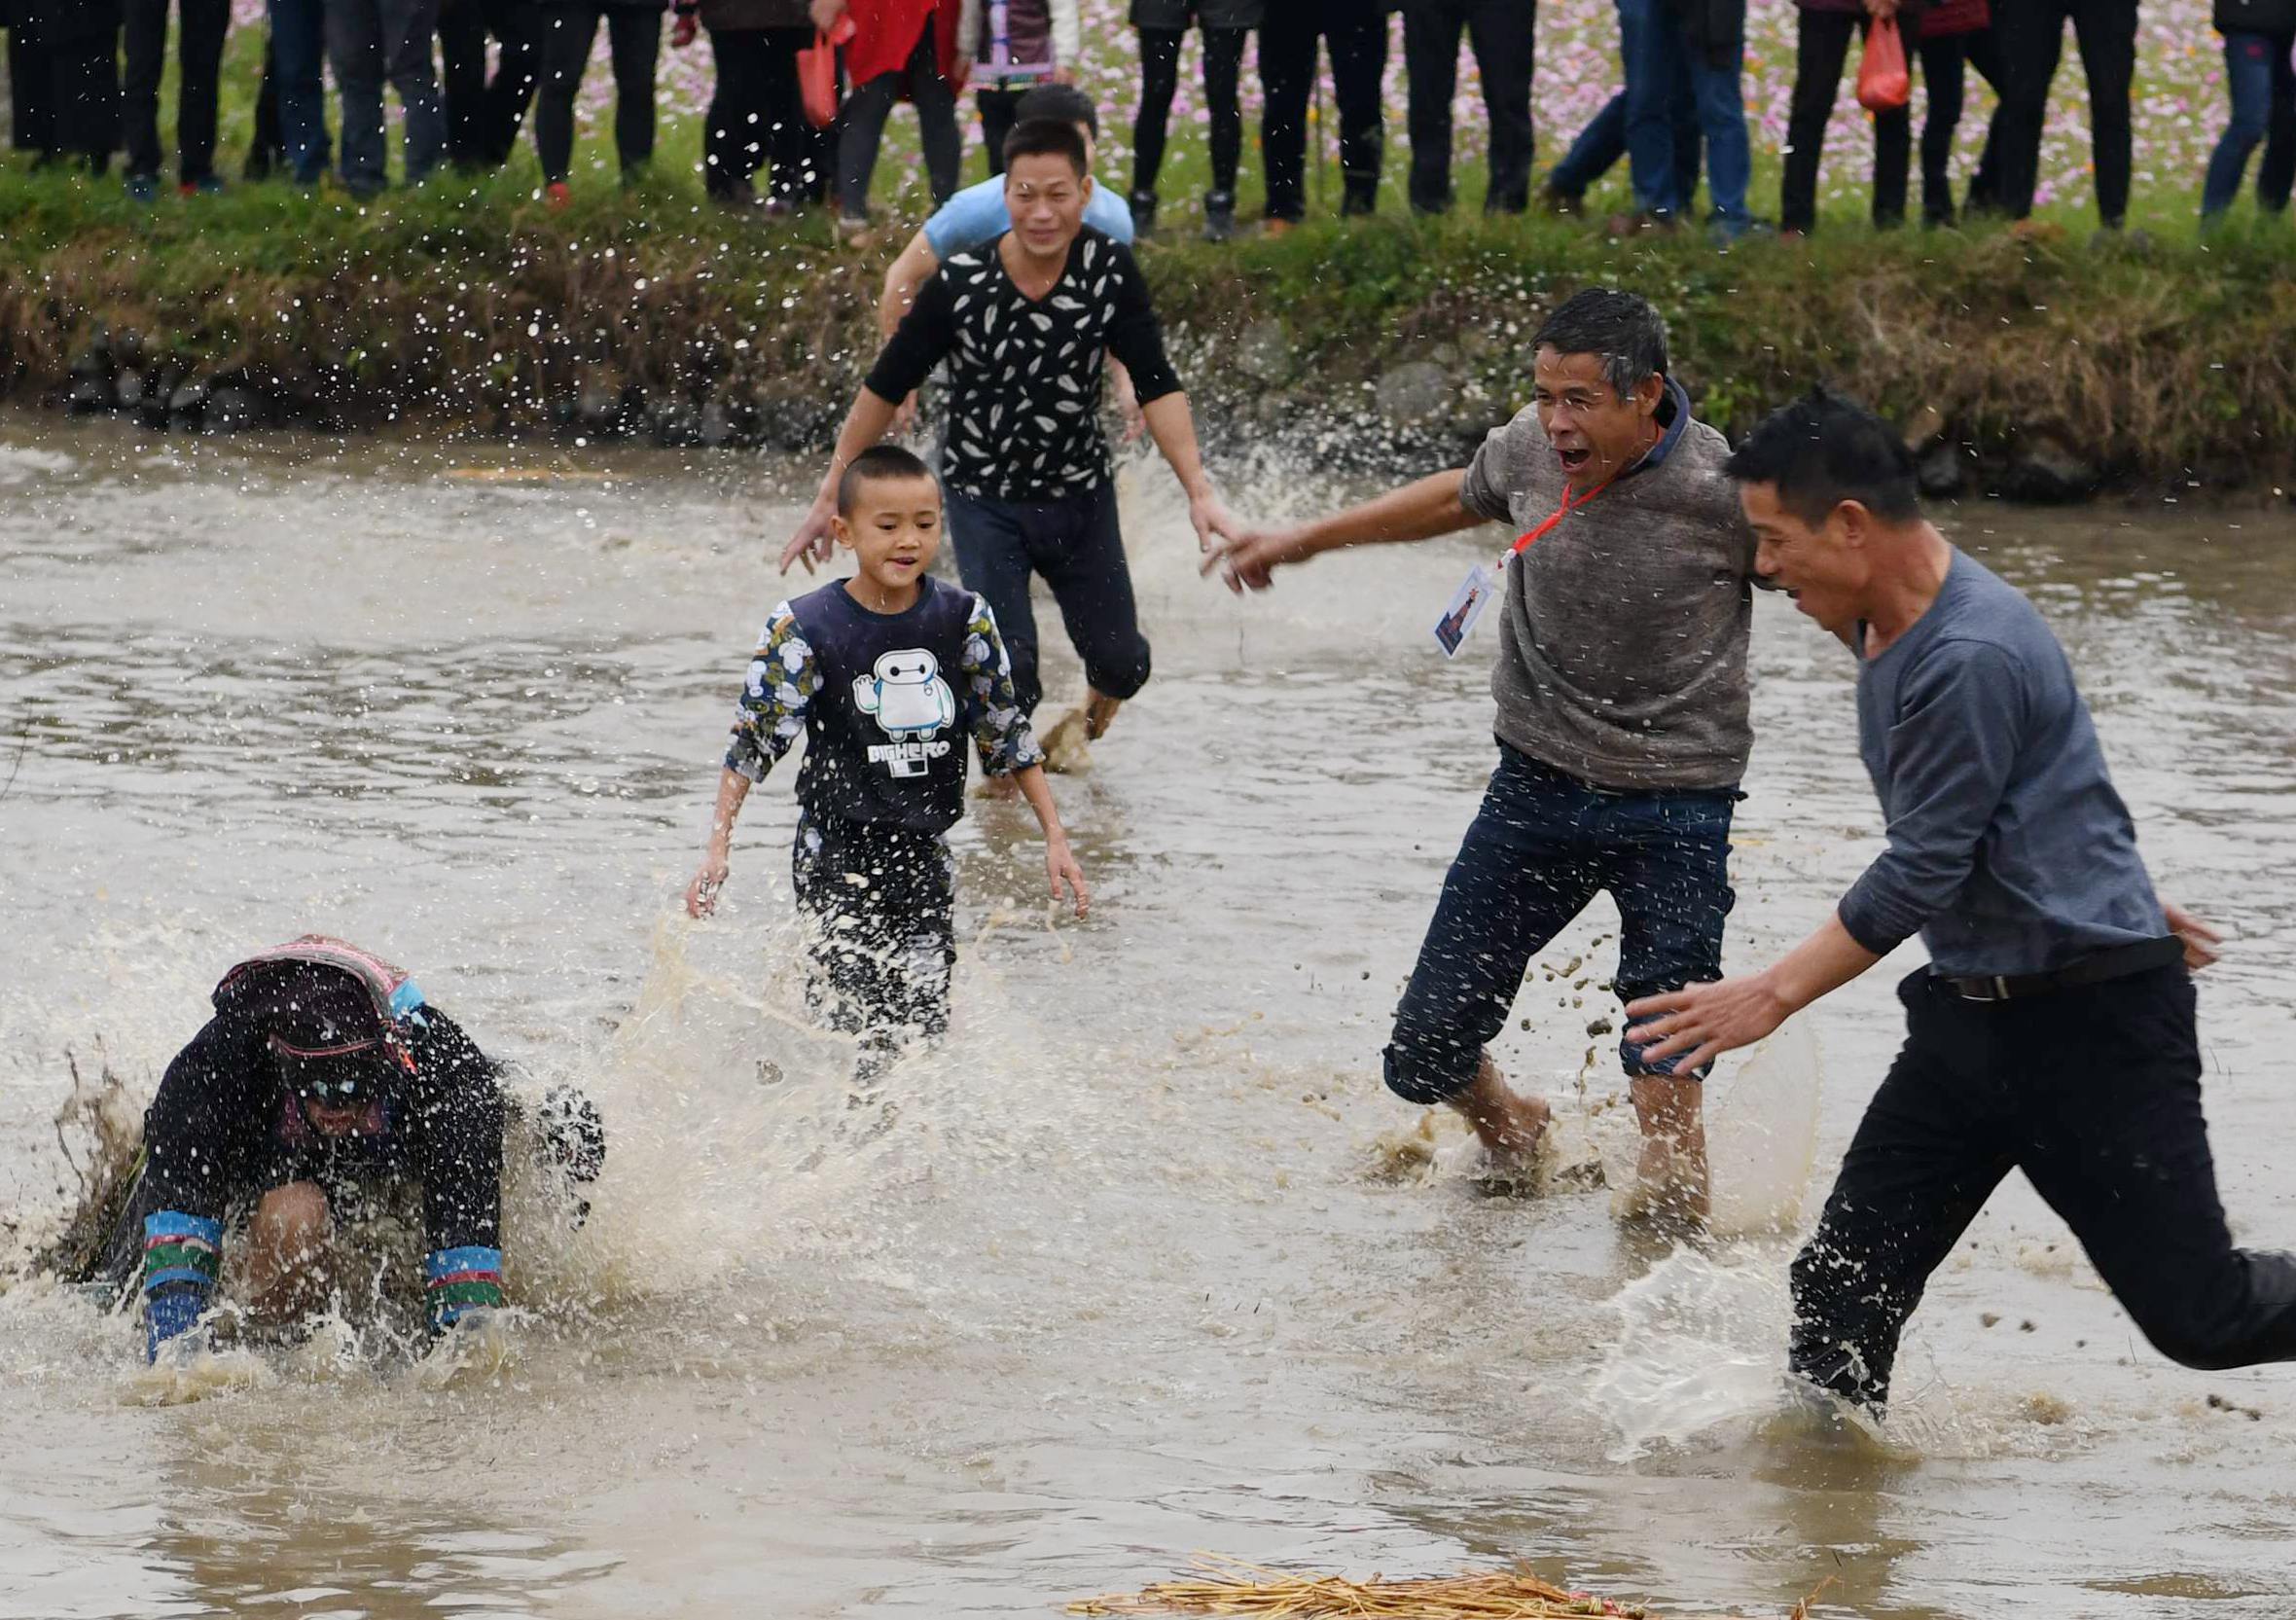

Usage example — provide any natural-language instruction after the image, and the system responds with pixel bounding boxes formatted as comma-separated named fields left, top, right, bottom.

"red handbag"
left=1857, top=16, right=1913, bottom=113
left=799, top=16, right=856, bottom=130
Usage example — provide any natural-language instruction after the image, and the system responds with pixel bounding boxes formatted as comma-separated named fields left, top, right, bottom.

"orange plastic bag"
left=799, top=17, right=855, bottom=130
left=1857, top=17, right=1912, bottom=113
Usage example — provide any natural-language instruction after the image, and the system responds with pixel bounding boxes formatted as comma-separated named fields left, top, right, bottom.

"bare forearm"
left=1140, top=392, right=1212, bottom=498
left=818, top=390, right=902, bottom=500
left=1764, top=913, right=1883, bottom=1016
left=703, top=768, right=752, bottom=855
left=1014, top=764, right=1066, bottom=843
left=1295, top=469, right=1485, bottom=555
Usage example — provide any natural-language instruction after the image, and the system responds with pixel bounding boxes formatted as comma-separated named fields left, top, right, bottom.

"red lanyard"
left=1506, top=468, right=1621, bottom=561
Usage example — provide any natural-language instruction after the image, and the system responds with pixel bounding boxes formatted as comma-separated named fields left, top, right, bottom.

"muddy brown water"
left=2, top=417, right=2293, bottom=1620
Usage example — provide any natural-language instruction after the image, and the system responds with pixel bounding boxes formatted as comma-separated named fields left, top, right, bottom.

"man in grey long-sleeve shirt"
left=1630, top=390, right=2296, bottom=1413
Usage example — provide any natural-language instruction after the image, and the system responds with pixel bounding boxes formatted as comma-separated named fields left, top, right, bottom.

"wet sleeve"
left=958, top=594, right=1045, bottom=776
left=1457, top=413, right=1533, bottom=525
left=1099, top=245, right=1182, bottom=405
left=864, top=272, right=958, bottom=404
left=406, top=1011, right=503, bottom=1250
left=141, top=1017, right=268, bottom=1221
left=725, top=604, right=819, bottom=784
left=1837, top=639, right=2028, bottom=955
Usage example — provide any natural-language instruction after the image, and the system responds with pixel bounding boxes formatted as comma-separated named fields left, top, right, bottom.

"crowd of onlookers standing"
left=2, top=0, right=2291, bottom=234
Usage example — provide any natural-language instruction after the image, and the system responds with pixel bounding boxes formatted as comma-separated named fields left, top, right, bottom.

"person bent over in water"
left=692, top=445, right=1089, bottom=1077
left=1203, top=290, right=1766, bottom=1218
left=783, top=117, right=1235, bottom=771
left=120, top=937, right=600, bottom=1362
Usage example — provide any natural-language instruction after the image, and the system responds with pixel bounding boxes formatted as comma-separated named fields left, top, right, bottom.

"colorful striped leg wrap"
left=424, top=1245, right=506, bottom=1331
left=142, top=1211, right=223, bottom=1362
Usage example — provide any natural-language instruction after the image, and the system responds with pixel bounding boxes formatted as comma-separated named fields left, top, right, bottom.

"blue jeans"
left=326, top=0, right=445, bottom=192
left=2202, top=31, right=2296, bottom=218
left=1384, top=743, right=1739, bottom=1106
left=1621, top=0, right=1751, bottom=226
left=1547, top=87, right=1701, bottom=202
left=267, top=0, right=328, bottom=183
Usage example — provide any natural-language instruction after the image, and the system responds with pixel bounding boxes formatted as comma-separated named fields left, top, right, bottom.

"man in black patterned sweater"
left=783, top=118, right=1234, bottom=764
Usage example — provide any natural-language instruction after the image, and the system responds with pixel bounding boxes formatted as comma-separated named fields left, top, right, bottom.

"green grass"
left=7, top=31, right=2296, bottom=489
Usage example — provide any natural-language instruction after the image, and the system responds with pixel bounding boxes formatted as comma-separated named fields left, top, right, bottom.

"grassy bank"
left=6, top=152, right=2296, bottom=494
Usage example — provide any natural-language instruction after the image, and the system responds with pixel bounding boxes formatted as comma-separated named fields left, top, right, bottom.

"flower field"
left=212, top=0, right=2237, bottom=225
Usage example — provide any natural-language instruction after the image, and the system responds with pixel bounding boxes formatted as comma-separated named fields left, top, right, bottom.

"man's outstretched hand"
left=1624, top=973, right=1793, bottom=1077
left=1200, top=520, right=1312, bottom=594
left=780, top=495, right=838, bottom=574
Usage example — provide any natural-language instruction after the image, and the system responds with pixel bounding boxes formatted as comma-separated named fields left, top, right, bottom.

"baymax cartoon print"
left=854, top=650, right=958, bottom=739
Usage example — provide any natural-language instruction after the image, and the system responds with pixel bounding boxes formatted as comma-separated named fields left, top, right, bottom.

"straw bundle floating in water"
left=1069, top=1555, right=1655, bottom=1619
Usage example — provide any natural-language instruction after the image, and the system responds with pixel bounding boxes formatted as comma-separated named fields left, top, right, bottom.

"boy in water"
left=689, top=446, right=1089, bottom=1073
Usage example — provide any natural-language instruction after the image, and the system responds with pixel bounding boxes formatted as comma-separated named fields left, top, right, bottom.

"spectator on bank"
left=960, top=0, right=1081, bottom=176
left=439, top=0, right=540, bottom=170
left=536, top=0, right=669, bottom=204
left=1781, top=0, right=1930, bottom=232
left=671, top=0, right=822, bottom=208
left=1130, top=0, right=1260, bottom=240
left=1625, top=0, right=1756, bottom=238
left=1986, top=0, right=2137, bottom=229
left=1400, top=0, right=1534, bottom=214
left=825, top=0, right=966, bottom=235
left=7, top=0, right=121, bottom=172
left=2201, top=0, right=2296, bottom=223
left=1541, top=84, right=1701, bottom=216
left=1259, top=0, right=1388, bottom=226
left=121, top=0, right=230, bottom=198
left=328, top=0, right=446, bottom=196
left=4, top=0, right=52, bottom=156
left=247, top=27, right=284, bottom=177
left=265, top=0, right=331, bottom=185
left=1913, top=0, right=2000, bottom=225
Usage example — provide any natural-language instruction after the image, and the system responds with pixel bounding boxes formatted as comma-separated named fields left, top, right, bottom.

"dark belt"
left=1937, top=934, right=2185, bottom=1002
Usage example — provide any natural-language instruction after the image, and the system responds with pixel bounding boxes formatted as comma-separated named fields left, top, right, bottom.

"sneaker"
left=1128, top=189, right=1158, bottom=237
left=1538, top=185, right=1585, bottom=218
left=1202, top=191, right=1238, bottom=243
left=545, top=181, right=572, bottom=210
left=182, top=174, right=226, bottom=198
left=834, top=214, right=875, bottom=247
left=125, top=172, right=159, bottom=203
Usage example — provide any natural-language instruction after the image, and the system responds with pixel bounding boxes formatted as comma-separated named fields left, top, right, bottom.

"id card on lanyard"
left=1432, top=469, right=1620, bottom=658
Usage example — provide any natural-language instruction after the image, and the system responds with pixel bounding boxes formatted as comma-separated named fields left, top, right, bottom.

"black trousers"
left=836, top=19, right=960, bottom=217
left=702, top=24, right=814, bottom=197
left=1780, top=10, right=1909, bottom=231
left=1259, top=0, right=1389, bottom=219
left=1401, top=0, right=1534, bottom=213
left=439, top=0, right=540, bottom=167
left=1919, top=26, right=2004, bottom=220
left=978, top=82, right=1023, bottom=174
left=534, top=1, right=659, bottom=183
left=793, top=811, right=956, bottom=1065
left=1790, top=965, right=2296, bottom=1411
left=1986, top=0, right=2135, bottom=223
left=945, top=482, right=1150, bottom=719
left=1133, top=23, right=1247, bottom=198
left=122, top=0, right=229, bottom=180
left=8, top=27, right=54, bottom=152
